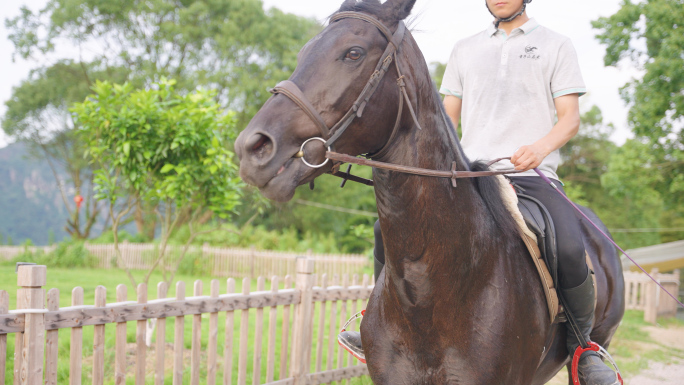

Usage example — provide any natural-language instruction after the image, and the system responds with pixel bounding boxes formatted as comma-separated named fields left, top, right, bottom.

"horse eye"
left=346, top=49, right=362, bottom=61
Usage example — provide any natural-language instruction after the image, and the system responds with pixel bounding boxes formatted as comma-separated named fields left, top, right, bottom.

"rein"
left=327, top=152, right=523, bottom=187
left=270, top=11, right=523, bottom=186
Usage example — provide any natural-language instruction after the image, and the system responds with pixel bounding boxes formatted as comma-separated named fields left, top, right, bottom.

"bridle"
left=270, top=11, right=522, bottom=187
left=270, top=12, right=420, bottom=166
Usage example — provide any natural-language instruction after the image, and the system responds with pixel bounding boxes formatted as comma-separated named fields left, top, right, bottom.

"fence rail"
left=624, top=268, right=680, bottom=323
left=0, top=243, right=369, bottom=278
left=0, top=261, right=373, bottom=385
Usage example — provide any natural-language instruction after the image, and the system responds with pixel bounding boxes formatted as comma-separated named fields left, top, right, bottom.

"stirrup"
left=571, top=342, right=623, bottom=385
left=340, top=310, right=365, bottom=333
left=337, top=310, right=366, bottom=363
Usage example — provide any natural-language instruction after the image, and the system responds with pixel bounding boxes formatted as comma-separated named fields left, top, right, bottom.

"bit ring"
left=299, top=137, right=331, bottom=169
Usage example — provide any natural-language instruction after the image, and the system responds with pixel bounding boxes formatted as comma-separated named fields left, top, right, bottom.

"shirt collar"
left=519, top=18, right=539, bottom=34
left=487, top=18, right=540, bottom=37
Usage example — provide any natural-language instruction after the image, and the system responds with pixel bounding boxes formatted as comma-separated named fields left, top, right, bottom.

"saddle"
left=498, top=176, right=598, bottom=323
left=497, top=176, right=561, bottom=323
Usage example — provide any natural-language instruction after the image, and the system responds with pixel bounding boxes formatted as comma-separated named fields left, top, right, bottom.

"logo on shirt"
left=521, top=45, right=540, bottom=60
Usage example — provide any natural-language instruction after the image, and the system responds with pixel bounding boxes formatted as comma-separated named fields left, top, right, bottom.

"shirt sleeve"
left=551, top=39, right=586, bottom=98
left=439, top=42, right=463, bottom=99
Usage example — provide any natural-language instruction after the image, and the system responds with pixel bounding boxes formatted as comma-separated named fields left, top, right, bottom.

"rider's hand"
left=511, top=144, right=549, bottom=172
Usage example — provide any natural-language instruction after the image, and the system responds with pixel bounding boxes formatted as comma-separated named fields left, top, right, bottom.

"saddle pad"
left=496, top=176, right=560, bottom=323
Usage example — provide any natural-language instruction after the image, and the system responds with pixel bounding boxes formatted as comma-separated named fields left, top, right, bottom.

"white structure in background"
left=623, top=240, right=684, bottom=273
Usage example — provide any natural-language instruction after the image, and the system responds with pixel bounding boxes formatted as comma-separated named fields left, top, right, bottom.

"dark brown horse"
left=235, top=0, right=624, bottom=383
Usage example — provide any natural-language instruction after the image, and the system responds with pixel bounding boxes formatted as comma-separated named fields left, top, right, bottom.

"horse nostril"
left=245, top=133, right=275, bottom=161
left=252, top=135, right=268, bottom=151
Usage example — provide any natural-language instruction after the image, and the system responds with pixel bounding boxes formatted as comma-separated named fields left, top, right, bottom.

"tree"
left=3, top=0, right=319, bottom=239
left=1, top=62, right=129, bottom=239
left=557, top=106, right=664, bottom=248
left=558, top=106, right=616, bottom=205
left=72, top=79, right=243, bottom=286
left=593, top=0, right=684, bottom=244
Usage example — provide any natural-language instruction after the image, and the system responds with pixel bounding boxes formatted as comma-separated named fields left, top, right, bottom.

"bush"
left=7, top=241, right=98, bottom=269
left=90, top=230, right=150, bottom=244
left=170, top=224, right=348, bottom=254
left=176, top=249, right=213, bottom=277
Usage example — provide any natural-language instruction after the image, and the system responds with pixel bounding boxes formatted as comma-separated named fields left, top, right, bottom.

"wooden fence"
left=0, top=243, right=370, bottom=278
left=623, top=269, right=681, bottom=323
left=0, top=260, right=373, bottom=385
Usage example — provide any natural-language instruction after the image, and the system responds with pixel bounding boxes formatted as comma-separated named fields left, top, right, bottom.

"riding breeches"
left=372, top=176, right=589, bottom=289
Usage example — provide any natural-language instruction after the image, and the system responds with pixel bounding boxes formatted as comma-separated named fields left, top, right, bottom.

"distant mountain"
left=0, top=142, right=70, bottom=245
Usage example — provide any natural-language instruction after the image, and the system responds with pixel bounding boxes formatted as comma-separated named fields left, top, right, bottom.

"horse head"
left=235, top=0, right=418, bottom=202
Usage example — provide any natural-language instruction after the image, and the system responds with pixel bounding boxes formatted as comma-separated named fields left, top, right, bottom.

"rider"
left=338, top=1, right=620, bottom=384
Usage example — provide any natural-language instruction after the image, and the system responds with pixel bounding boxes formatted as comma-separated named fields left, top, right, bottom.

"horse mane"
left=337, top=0, right=417, bottom=25
left=338, top=0, right=383, bottom=15
left=469, top=161, right=521, bottom=236
left=338, top=0, right=518, bottom=237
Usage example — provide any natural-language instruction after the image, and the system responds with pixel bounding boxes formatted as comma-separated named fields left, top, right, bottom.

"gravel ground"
left=547, top=324, right=684, bottom=384
left=625, top=359, right=684, bottom=385
left=623, top=325, right=684, bottom=385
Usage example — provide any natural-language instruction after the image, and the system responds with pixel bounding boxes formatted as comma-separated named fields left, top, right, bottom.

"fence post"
left=675, top=270, right=681, bottom=316
left=16, top=265, right=46, bottom=385
left=291, top=258, right=314, bottom=385
left=250, top=246, right=256, bottom=278
left=644, top=268, right=659, bottom=324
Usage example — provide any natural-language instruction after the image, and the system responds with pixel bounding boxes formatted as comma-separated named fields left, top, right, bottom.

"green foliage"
left=72, top=78, right=244, bottom=284
left=593, top=0, right=684, bottom=142
left=3, top=0, right=320, bottom=242
left=430, top=62, right=447, bottom=87
left=2, top=241, right=98, bottom=269
left=171, top=224, right=345, bottom=254
left=72, top=79, right=243, bottom=219
left=90, top=230, right=149, bottom=244
left=593, top=0, right=684, bottom=245
left=254, top=165, right=378, bottom=254
left=5, top=0, right=320, bottom=126
left=558, top=106, right=666, bottom=248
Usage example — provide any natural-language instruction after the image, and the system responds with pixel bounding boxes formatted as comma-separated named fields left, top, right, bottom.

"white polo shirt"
left=439, top=18, right=586, bottom=180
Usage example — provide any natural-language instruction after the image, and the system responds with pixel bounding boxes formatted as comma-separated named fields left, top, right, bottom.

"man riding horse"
left=236, top=0, right=624, bottom=383
left=338, top=1, right=620, bottom=384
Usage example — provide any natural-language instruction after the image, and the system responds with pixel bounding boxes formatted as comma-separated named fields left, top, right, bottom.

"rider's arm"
left=443, top=95, right=462, bottom=130
left=510, top=93, right=580, bottom=172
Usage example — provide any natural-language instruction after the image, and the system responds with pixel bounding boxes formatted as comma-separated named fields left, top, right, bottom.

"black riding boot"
left=562, top=271, right=619, bottom=385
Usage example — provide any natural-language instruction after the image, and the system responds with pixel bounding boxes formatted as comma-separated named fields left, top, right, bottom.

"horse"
left=234, top=0, right=625, bottom=383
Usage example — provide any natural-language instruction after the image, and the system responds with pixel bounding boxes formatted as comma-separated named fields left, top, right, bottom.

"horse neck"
left=372, top=56, right=499, bottom=307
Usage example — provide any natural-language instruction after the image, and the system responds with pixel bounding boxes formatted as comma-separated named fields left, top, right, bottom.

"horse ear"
left=339, top=0, right=381, bottom=8
left=381, top=0, right=417, bottom=23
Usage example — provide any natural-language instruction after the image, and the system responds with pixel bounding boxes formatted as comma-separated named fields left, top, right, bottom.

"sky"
left=0, top=0, right=639, bottom=148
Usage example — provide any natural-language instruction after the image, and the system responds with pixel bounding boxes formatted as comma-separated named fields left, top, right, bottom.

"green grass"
left=0, top=266, right=373, bottom=384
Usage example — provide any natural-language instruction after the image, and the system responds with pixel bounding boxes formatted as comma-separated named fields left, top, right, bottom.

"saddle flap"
left=516, top=193, right=559, bottom=288
left=495, top=176, right=561, bottom=323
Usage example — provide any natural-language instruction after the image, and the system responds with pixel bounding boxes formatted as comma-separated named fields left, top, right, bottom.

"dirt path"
left=547, top=325, right=684, bottom=384
left=623, top=325, right=684, bottom=385
left=625, top=358, right=684, bottom=385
